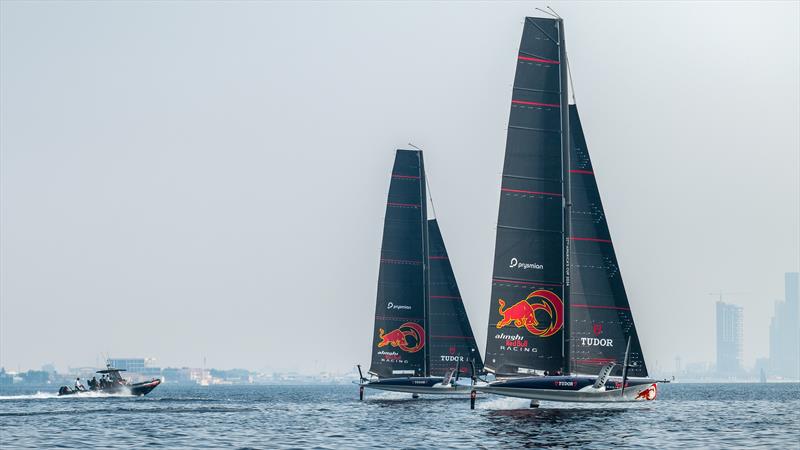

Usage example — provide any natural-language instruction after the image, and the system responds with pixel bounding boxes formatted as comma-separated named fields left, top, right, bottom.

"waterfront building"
left=107, top=358, right=162, bottom=381
left=768, top=272, right=800, bottom=379
left=716, top=301, right=743, bottom=376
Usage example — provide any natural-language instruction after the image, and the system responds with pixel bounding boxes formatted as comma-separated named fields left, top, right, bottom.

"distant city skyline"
left=6, top=268, right=800, bottom=381
left=1, top=2, right=798, bottom=373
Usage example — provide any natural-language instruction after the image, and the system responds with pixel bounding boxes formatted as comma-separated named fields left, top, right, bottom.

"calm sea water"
left=1, top=383, right=798, bottom=449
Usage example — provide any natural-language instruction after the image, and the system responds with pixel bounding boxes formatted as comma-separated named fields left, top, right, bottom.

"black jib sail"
left=427, top=219, right=484, bottom=377
left=369, top=150, right=429, bottom=378
left=568, top=105, right=648, bottom=377
left=484, top=17, right=569, bottom=375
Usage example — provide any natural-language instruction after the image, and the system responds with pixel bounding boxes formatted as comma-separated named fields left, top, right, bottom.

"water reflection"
left=483, top=407, right=629, bottom=447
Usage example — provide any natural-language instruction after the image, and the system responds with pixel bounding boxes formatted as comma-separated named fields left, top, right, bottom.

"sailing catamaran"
left=474, top=16, right=657, bottom=404
left=358, top=149, right=483, bottom=398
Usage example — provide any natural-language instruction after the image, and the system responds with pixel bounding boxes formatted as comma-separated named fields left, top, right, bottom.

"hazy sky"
left=1, top=1, right=798, bottom=374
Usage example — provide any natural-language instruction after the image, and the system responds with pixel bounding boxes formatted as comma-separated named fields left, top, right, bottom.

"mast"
left=557, top=18, right=572, bottom=374
left=419, top=152, right=431, bottom=377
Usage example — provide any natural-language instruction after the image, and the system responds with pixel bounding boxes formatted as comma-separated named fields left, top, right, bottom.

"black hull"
left=58, top=379, right=161, bottom=397
left=477, top=376, right=658, bottom=402
left=129, top=379, right=161, bottom=396
left=360, top=376, right=473, bottom=395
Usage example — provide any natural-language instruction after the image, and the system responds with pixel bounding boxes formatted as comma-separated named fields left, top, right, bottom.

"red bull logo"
left=377, top=322, right=425, bottom=353
left=635, top=383, right=658, bottom=401
left=496, top=290, right=563, bottom=338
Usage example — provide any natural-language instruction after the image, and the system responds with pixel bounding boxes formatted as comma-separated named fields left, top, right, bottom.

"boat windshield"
left=96, top=368, right=126, bottom=382
left=107, top=371, right=123, bottom=381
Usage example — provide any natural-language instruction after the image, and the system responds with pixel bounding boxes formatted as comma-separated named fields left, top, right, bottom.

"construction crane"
left=708, top=291, right=748, bottom=303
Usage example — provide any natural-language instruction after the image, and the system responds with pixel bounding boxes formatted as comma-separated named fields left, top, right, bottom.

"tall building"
left=716, top=301, right=743, bottom=376
left=769, top=272, right=800, bottom=379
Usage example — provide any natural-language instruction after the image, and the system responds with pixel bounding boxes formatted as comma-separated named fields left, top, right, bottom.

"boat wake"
left=365, top=391, right=412, bottom=401
left=0, top=391, right=60, bottom=400
left=478, top=395, right=652, bottom=411
left=478, top=396, right=530, bottom=410
left=0, top=390, right=134, bottom=400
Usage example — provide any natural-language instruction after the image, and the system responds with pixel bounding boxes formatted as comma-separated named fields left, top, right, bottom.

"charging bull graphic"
left=635, top=383, right=658, bottom=401
left=496, top=289, right=564, bottom=337
left=377, top=322, right=425, bottom=353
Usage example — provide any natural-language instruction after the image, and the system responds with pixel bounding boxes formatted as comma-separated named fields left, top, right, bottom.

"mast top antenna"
left=546, top=6, right=563, bottom=19
left=535, top=7, right=558, bottom=19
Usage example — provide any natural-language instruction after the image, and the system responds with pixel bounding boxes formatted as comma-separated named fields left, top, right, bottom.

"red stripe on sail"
left=570, top=237, right=612, bottom=243
left=501, top=188, right=562, bottom=197
left=571, top=304, right=631, bottom=311
left=429, top=256, right=449, bottom=260
left=387, top=202, right=420, bottom=208
left=576, top=358, right=616, bottom=364
left=392, top=174, right=420, bottom=179
left=518, top=55, right=560, bottom=64
left=569, top=169, right=594, bottom=175
left=430, top=295, right=461, bottom=300
left=492, top=278, right=562, bottom=287
left=511, top=100, right=561, bottom=108
left=430, top=335, right=474, bottom=339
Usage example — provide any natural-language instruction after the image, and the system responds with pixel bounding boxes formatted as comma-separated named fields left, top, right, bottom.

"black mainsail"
left=428, top=219, right=484, bottom=377
left=484, top=17, right=648, bottom=379
left=369, top=149, right=482, bottom=381
left=485, top=17, right=568, bottom=375
left=370, top=150, right=428, bottom=378
left=568, top=106, right=648, bottom=377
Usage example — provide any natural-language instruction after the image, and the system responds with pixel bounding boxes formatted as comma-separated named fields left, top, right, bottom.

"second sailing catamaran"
left=358, top=149, right=483, bottom=398
left=474, top=16, right=657, bottom=404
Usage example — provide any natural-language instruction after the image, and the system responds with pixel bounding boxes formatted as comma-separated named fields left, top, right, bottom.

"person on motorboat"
left=74, top=377, right=85, bottom=391
left=88, top=376, right=98, bottom=390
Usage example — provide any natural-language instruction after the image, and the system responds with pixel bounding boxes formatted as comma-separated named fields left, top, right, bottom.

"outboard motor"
left=58, top=386, right=69, bottom=395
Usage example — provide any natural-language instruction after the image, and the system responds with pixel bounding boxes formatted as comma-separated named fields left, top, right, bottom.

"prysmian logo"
left=509, top=257, right=543, bottom=270
left=387, top=302, right=411, bottom=310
